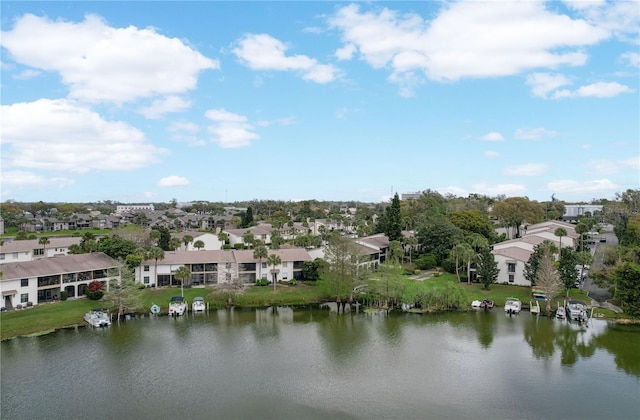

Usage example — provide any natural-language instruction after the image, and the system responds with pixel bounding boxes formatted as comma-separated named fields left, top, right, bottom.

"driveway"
left=581, top=224, right=616, bottom=303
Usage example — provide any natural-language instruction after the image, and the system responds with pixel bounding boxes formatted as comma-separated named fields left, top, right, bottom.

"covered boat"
left=504, top=297, right=522, bottom=315
left=168, top=296, right=187, bottom=316
left=192, top=296, right=206, bottom=313
left=84, top=309, right=111, bottom=327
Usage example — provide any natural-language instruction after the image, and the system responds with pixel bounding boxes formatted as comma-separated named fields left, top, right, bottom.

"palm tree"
left=266, top=253, right=282, bottom=291
left=174, top=265, right=191, bottom=297
left=193, top=240, right=205, bottom=250
left=38, top=236, right=50, bottom=258
left=217, top=231, right=229, bottom=247
left=554, top=227, right=568, bottom=258
left=182, top=234, right=193, bottom=251
left=149, top=229, right=161, bottom=247
left=148, top=246, right=165, bottom=287
left=168, top=237, right=181, bottom=251
left=253, top=245, right=268, bottom=282
left=243, top=230, right=255, bottom=249
left=450, top=243, right=474, bottom=283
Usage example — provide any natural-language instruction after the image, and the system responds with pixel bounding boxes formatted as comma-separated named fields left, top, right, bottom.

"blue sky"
left=1, top=1, right=638, bottom=205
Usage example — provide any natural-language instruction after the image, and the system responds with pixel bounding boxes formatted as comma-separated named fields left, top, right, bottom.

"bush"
left=223, top=244, right=232, bottom=250
left=60, top=290, right=68, bottom=301
left=414, top=254, right=437, bottom=270
left=256, top=279, right=269, bottom=286
left=86, top=280, right=104, bottom=300
left=288, top=279, right=297, bottom=286
left=233, top=243, right=245, bottom=250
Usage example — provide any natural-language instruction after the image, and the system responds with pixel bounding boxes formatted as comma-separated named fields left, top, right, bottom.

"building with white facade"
left=0, top=237, right=82, bottom=265
left=116, top=204, right=155, bottom=213
left=1, top=253, right=120, bottom=310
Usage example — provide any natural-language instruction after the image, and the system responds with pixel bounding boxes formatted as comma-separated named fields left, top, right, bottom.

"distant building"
left=562, top=205, right=603, bottom=222
left=116, top=204, right=155, bottom=213
left=401, top=192, right=421, bottom=200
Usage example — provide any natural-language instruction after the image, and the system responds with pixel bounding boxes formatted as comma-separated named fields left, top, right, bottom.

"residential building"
left=0, top=237, right=82, bottom=265
left=116, top=204, right=155, bottom=213
left=135, top=248, right=312, bottom=287
left=1, top=253, right=120, bottom=309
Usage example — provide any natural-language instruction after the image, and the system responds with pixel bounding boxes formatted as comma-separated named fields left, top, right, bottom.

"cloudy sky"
left=1, top=1, right=638, bottom=204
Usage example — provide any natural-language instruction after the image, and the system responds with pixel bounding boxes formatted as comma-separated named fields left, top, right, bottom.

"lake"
left=2, top=306, right=639, bottom=419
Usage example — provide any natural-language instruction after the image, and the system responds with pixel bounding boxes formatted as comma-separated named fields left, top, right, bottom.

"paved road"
left=580, top=224, right=616, bottom=303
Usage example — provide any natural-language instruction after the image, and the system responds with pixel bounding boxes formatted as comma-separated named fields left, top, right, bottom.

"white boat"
left=556, top=306, right=566, bottom=319
left=504, top=298, right=522, bottom=315
left=168, top=296, right=187, bottom=316
left=471, top=300, right=483, bottom=309
left=566, top=300, right=588, bottom=322
left=84, top=309, right=111, bottom=327
left=192, top=296, right=206, bottom=313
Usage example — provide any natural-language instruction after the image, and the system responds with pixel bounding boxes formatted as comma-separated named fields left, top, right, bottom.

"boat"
left=84, top=308, right=111, bottom=327
left=150, top=304, right=161, bottom=315
left=481, top=299, right=494, bottom=309
left=471, top=300, right=483, bottom=309
left=504, top=297, right=522, bottom=315
left=168, top=296, right=187, bottom=316
left=566, top=300, right=588, bottom=322
left=192, top=296, right=206, bottom=313
left=530, top=300, right=540, bottom=315
left=556, top=306, right=566, bottom=319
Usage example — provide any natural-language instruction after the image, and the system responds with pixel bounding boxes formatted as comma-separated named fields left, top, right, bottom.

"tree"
left=491, top=197, right=544, bottom=238
left=613, top=262, right=640, bottom=316
left=448, top=209, right=495, bottom=239
left=174, top=265, right=191, bottom=296
left=321, top=233, right=362, bottom=310
left=97, top=235, right=137, bottom=260
left=417, top=219, right=464, bottom=265
left=38, top=236, right=50, bottom=256
left=388, top=240, right=403, bottom=263
left=242, top=207, right=254, bottom=228
left=266, top=253, right=282, bottom=291
left=148, top=246, right=165, bottom=287
left=302, top=258, right=327, bottom=281
left=575, top=221, right=590, bottom=253
left=535, top=250, right=562, bottom=313
left=558, top=248, right=579, bottom=296
left=155, top=227, right=171, bottom=251
left=102, top=266, right=142, bottom=321
left=450, top=242, right=474, bottom=283
left=193, top=240, right=205, bottom=250
left=384, top=193, right=402, bottom=242
left=253, top=245, right=268, bottom=281
left=554, top=227, right=568, bottom=255
left=476, top=247, right=499, bottom=290
left=270, top=231, right=284, bottom=249
left=217, top=231, right=229, bottom=246
left=182, top=234, right=193, bottom=251
left=524, top=240, right=558, bottom=286
left=168, top=237, right=181, bottom=251
left=149, top=229, right=161, bottom=247
left=242, top=230, right=255, bottom=249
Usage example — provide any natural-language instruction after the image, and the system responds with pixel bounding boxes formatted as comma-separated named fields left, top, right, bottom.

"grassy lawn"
left=0, top=275, right=604, bottom=341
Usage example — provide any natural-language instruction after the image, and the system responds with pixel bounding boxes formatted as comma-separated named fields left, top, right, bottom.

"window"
left=144, top=265, right=150, bottom=272
left=0, top=254, right=4, bottom=260
left=282, top=262, right=288, bottom=268
left=33, top=248, right=44, bottom=256
left=21, top=278, right=29, bottom=287
left=262, top=262, right=267, bottom=268
left=144, top=276, right=150, bottom=284
left=508, top=275, right=515, bottom=283
left=507, top=263, right=516, bottom=273
left=21, top=293, right=29, bottom=303
left=12, top=252, right=18, bottom=259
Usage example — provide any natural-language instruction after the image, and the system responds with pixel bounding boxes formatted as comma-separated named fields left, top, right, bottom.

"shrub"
left=60, top=290, right=68, bottom=301
left=255, top=279, right=269, bottom=286
left=86, top=280, right=104, bottom=300
left=414, top=254, right=437, bottom=270
left=288, top=279, right=297, bottom=286
left=233, top=243, right=245, bottom=250
left=223, top=244, right=232, bottom=250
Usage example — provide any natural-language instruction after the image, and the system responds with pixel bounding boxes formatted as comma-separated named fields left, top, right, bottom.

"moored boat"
left=481, top=299, right=494, bottom=309
left=84, top=308, right=111, bottom=327
left=192, top=296, right=206, bottom=313
left=556, top=306, right=566, bottom=319
left=504, top=297, right=522, bottom=315
left=168, top=296, right=187, bottom=316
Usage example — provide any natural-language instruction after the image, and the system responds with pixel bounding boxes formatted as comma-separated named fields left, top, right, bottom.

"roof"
left=492, top=247, right=533, bottom=262
left=1, top=237, right=82, bottom=253
left=1, top=253, right=119, bottom=281
left=357, top=233, right=390, bottom=249
left=143, top=248, right=312, bottom=265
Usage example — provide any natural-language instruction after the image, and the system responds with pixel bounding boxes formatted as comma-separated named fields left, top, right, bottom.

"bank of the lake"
left=0, top=278, right=602, bottom=341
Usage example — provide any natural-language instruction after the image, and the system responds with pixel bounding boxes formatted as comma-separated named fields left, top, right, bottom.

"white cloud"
left=205, top=108, right=259, bottom=148
left=232, top=33, right=338, bottom=83
left=256, top=117, right=296, bottom=127
left=139, top=96, right=191, bottom=119
left=328, top=2, right=607, bottom=95
left=572, top=82, right=634, bottom=98
left=479, top=132, right=504, bottom=141
left=587, top=156, right=640, bottom=175
left=620, top=51, right=640, bottom=67
left=526, top=73, right=572, bottom=98
left=1, top=98, right=166, bottom=172
left=1, top=170, right=74, bottom=188
left=157, top=175, right=190, bottom=187
left=547, top=179, right=620, bottom=195
left=0, top=14, right=218, bottom=103
left=470, top=182, right=527, bottom=197
left=167, top=121, right=205, bottom=146
left=484, top=150, right=501, bottom=158
left=567, top=1, right=640, bottom=43
left=167, top=121, right=199, bottom=133
left=515, top=127, right=558, bottom=140
left=13, top=69, right=40, bottom=80
left=335, top=43, right=357, bottom=60
left=504, top=163, right=547, bottom=176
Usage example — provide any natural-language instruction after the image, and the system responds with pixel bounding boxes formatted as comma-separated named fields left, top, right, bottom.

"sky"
left=1, top=1, right=639, bottom=205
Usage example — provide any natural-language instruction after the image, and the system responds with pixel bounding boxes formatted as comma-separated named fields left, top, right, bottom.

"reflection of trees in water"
left=317, top=312, right=369, bottom=366
left=593, top=324, right=640, bottom=377
left=377, top=314, right=403, bottom=346
left=251, top=306, right=283, bottom=341
left=468, top=311, right=496, bottom=348
left=523, top=317, right=603, bottom=367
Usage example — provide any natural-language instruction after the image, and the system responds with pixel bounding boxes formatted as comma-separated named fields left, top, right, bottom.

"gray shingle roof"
left=1, top=237, right=81, bottom=253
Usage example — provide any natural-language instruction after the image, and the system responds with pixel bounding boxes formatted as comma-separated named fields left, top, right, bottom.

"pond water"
left=2, top=306, right=639, bottom=419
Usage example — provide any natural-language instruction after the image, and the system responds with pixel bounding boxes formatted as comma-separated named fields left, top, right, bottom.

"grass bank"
left=0, top=276, right=609, bottom=341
